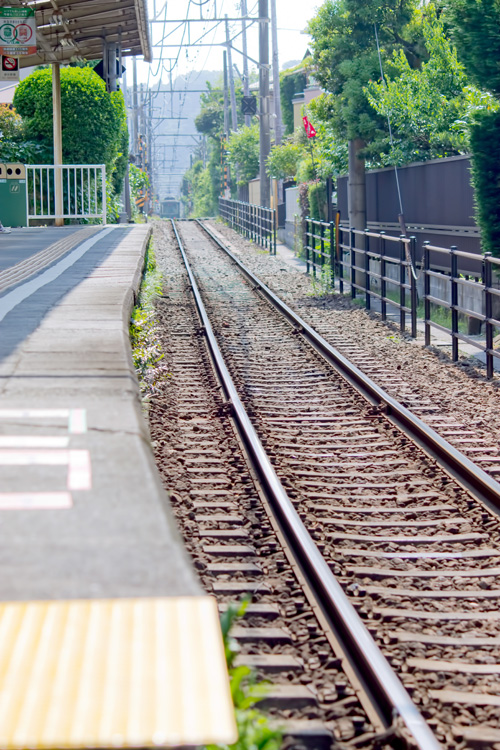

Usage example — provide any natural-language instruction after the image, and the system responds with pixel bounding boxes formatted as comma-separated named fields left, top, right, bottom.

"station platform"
left=0, top=225, right=236, bottom=749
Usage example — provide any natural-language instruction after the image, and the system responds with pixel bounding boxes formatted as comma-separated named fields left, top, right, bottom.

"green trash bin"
left=1, top=163, right=28, bottom=227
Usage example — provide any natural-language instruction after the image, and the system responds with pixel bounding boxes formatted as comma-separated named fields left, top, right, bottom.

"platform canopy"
left=12, top=0, right=151, bottom=67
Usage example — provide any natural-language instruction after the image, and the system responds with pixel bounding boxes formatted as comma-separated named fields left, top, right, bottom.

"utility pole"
left=270, top=0, right=283, bottom=146
left=132, top=57, right=139, bottom=159
left=225, top=15, right=238, bottom=132
left=259, top=0, right=270, bottom=208
left=122, top=68, right=132, bottom=221
left=147, top=95, right=153, bottom=214
left=223, top=50, right=229, bottom=137
left=241, top=0, right=251, bottom=127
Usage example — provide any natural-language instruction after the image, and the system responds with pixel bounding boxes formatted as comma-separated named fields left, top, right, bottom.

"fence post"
left=329, top=220, right=335, bottom=288
left=350, top=228, right=356, bottom=299
left=450, top=246, right=459, bottom=362
left=102, top=166, right=107, bottom=225
left=364, top=230, right=370, bottom=311
left=338, top=226, right=344, bottom=295
left=399, top=236, right=406, bottom=332
left=320, top=222, right=325, bottom=278
left=305, top=218, right=310, bottom=275
left=484, top=252, right=494, bottom=379
left=380, top=231, right=387, bottom=321
left=410, top=236, right=418, bottom=339
left=423, top=241, right=431, bottom=346
left=273, top=209, right=277, bottom=255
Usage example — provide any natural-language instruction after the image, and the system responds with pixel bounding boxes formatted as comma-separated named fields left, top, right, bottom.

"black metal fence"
left=305, top=218, right=500, bottom=379
left=219, top=197, right=276, bottom=254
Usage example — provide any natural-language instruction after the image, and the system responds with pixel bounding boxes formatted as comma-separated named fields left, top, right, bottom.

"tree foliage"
left=307, top=0, right=420, bottom=141
left=0, top=104, right=44, bottom=162
left=13, top=67, right=127, bottom=170
left=468, top=110, right=500, bottom=256
left=182, top=159, right=218, bottom=217
left=280, top=63, right=308, bottom=135
left=227, top=124, right=260, bottom=185
left=365, top=9, right=497, bottom=164
left=266, top=140, right=303, bottom=179
left=446, top=0, right=500, bottom=96
left=445, top=0, right=500, bottom=256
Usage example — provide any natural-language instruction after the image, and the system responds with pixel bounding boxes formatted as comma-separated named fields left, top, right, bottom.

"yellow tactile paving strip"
left=0, top=597, right=236, bottom=748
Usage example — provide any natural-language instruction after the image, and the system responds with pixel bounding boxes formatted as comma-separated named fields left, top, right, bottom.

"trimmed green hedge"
left=469, top=109, right=500, bottom=257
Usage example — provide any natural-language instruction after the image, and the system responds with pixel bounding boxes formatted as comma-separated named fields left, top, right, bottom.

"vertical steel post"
left=320, top=222, right=325, bottom=276
left=450, top=246, right=459, bottom=362
left=364, top=231, right=370, bottom=311
left=339, top=226, right=344, bottom=295
left=424, top=241, right=431, bottom=346
left=273, top=208, right=277, bottom=255
left=484, top=252, right=494, bottom=379
left=225, top=16, right=238, bottom=133
left=305, top=219, right=310, bottom=274
left=52, top=63, right=64, bottom=227
left=410, top=236, right=418, bottom=339
left=350, top=228, right=356, bottom=299
left=380, top=231, right=387, bottom=321
left=241, top=0, right=251, bottom=128
left=399, top=237, right=406, bottom=332
left=329, top=220, right=335, bottom=288
left=259, top=0, right=271, bottom=207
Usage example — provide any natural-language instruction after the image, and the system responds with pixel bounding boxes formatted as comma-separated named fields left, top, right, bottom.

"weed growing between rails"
left=206, top=599, right=283, bottom=750
left=129, top=240, right=170, bottom=405
left=307, top=262, right=334, bottom=297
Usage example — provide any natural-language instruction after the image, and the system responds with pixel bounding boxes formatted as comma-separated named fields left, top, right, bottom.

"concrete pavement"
left=0, top=224, right=201, bottom=600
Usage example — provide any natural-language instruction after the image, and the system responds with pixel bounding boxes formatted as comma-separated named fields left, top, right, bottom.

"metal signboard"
left=0, top=7, right=36, bottom=57
left=0, top=54, right=19, bottom=81
left=241, top=95, right=257, bottom=116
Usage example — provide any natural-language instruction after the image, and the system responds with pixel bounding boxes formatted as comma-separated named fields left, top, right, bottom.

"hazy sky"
left=134, top=0, right=317, bottom=86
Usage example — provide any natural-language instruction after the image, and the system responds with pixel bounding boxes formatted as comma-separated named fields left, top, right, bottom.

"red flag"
left=302, top=116, right=316, bottom=139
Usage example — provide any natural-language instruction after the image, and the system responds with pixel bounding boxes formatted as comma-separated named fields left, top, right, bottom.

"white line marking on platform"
left=0, top=493, right=72, bottom=509
left=68, top=450, right=91, bottom=490
left=0, top=449, right=70, bottom=465
left=0, top=409, right=70, bottom=419
left=0, top=437, right=69, bottom=448
left=0, top=227, right=115, bottom=322
left=69, top=409, right=87, bottom=434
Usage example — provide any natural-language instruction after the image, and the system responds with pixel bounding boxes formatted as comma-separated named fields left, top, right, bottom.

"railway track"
left=148, top=219, right=500, bottom=750
left=208, top=220, right=500, bottom=485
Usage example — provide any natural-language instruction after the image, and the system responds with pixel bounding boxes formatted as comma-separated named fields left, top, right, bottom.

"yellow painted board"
left=0, top=597, right=237, bottom=748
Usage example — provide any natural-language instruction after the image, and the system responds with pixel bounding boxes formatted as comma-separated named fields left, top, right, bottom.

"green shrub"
left=469, top=108, right=500, bottom=257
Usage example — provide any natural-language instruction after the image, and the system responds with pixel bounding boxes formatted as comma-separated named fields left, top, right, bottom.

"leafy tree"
left=13, top=67, right=126, bottom=170
left=182, top=159, right=218, bottom=217
left=0, top=104, right=45, bottom=162
left=307, top=0, right=420, bottom=229
left=280, top=63, right=308, bottom=135
left=446, top=0, right=500, bottom=95
left=227, top=124, right=260, bottom=185
left=445, top=0, right=500, bottom=256
left=266, top=140, right=303, bottom=179
left=365, top=10, right=497, bottom=164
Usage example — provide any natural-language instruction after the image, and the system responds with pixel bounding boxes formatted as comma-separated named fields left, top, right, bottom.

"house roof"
left=10, top=0, right=151, bottom=67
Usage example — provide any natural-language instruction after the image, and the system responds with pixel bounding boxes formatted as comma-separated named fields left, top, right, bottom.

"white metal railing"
left=26, top=164, right=107, bottom=225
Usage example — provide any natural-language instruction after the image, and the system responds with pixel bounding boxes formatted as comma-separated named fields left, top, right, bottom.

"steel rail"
left=171, top=219, right=441, bottom=750
left=197, top=219, right=500, bottom=515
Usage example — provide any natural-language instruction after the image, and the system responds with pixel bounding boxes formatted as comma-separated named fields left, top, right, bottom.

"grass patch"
left=129, top=241, right=169, bottom=401
left=206, top=598, right=283, bottom=750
